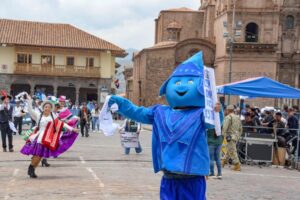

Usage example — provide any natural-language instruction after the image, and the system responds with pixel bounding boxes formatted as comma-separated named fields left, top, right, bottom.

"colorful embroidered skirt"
left=20, top=131, right=78, bottom=158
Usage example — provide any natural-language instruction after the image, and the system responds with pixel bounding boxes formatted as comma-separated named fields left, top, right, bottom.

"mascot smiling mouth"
left=176, top=91, right=187, bottom=96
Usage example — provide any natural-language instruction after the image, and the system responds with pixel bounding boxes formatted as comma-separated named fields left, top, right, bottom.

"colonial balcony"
left=14, top=63, right=101, bottom=78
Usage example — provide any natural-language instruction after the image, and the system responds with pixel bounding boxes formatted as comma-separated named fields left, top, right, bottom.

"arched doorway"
left=245, top=23, right=259, bottom=42
left=57, top=87, right=76, bottom=103
left=79, top=88, right=98, bottom=103
left=11, top=84, right=31, bottom=96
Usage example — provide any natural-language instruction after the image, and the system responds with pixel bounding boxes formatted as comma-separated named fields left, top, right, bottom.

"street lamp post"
left=223, top=0, right=240, bottom=105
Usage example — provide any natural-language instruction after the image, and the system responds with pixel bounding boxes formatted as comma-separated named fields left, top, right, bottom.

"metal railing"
left=14, top=63, right=101, bottom=78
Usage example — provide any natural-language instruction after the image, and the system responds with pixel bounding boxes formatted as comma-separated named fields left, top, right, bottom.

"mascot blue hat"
left=159, top=51, right=204, bottom=96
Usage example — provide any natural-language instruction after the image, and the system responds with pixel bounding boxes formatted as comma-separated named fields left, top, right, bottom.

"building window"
left=41, top=55, right=53, bottom=65
left=245, top=23, right=259, bottom=42
left=66, top=56, right=75, bottom=66
left=285, top=15, right=294, bottom=30
left=17, top=54, right=32, bottom=64
left=86, top=57, right=94, bottom=67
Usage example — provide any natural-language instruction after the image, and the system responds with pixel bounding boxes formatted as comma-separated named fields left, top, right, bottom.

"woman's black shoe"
left=28, top=165, right=38, bottom=178
left=41, top=159, right=50, bottom=167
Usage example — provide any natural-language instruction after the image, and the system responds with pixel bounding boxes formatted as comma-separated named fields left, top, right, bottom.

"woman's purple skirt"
left=20, top=131, right=78, bottom=158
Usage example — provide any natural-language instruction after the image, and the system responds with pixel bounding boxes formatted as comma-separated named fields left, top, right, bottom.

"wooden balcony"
left=14, top=63, right=101, bottom=78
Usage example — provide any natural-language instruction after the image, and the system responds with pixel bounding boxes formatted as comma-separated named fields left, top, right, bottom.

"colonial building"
left=132, top=0, right=300, bottom=107
left=0, top=19, right=126, bottom=103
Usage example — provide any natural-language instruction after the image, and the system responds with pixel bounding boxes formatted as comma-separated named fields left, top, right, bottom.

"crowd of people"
left=0, top=90, right=109, bottom=176
left=207, top=103, right=300, bottom=180
left=239, top=104, right=300, bottom=151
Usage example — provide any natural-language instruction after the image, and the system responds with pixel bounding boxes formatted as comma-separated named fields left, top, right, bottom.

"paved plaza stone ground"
left=0, top=123, right=300, bottom=200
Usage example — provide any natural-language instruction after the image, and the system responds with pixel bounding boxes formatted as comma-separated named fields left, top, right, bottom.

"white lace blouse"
left=27, top=100, right=74, bottom=143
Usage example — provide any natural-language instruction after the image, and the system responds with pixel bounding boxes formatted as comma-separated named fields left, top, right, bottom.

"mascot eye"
left=188, top=80, right=194, bottom=84
left=175, top=81, right=181, bottom=85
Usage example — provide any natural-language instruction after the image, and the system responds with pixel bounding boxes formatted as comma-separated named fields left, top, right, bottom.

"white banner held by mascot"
left=204, top=66, right=221, bottom=136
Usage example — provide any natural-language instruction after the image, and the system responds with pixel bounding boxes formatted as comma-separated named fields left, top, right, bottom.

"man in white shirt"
left=13, top=100, right=25, bottom=135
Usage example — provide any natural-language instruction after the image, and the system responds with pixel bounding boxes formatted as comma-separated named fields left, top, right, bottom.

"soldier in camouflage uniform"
left=222, top=105, right=243, bottom=171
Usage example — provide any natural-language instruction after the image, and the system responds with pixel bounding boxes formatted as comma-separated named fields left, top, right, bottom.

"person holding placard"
left=120, top=119, right=142, bottom=155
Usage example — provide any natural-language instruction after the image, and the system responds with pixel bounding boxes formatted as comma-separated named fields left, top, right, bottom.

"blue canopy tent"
left=217, top=76, right=300, bottom=99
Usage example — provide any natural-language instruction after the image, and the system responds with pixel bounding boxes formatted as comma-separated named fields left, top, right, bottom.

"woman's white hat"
left=41, top=100, right=55, bottom=112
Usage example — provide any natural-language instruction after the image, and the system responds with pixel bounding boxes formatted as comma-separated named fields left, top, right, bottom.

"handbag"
left=41, top=118, right=64, bottom=151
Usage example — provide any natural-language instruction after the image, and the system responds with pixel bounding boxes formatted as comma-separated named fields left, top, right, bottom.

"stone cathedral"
left=131, top=0, right=300, bottom=107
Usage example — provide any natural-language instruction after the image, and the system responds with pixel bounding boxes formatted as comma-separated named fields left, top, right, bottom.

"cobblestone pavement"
left=0, top=125, right=299, bottom=200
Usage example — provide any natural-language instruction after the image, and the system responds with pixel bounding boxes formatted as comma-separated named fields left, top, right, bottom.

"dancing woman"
left=20, top=95, right=79, bottom=178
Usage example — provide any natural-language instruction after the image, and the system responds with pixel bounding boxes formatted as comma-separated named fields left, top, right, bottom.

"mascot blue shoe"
left=109, top=51, right=209, bottom=200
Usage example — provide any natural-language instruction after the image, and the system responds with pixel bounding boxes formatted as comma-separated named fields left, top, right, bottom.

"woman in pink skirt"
left=21, top=95, right=79, bottom=178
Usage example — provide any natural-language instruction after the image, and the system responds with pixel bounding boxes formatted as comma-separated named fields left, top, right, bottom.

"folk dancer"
left=20, top=95, right=79, bottom=178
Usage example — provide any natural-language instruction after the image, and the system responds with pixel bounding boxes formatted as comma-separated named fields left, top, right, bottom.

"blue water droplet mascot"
left=109, top=51, right=211, bottom=200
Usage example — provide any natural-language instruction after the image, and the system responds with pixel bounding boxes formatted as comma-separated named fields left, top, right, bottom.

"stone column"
left=53, top=86, right=58, bottom=97
left=97, top=87, right=101, bottom=104
left=75, top=87, right=80, bottom=104
left=30, top=84, right=35, bottom=95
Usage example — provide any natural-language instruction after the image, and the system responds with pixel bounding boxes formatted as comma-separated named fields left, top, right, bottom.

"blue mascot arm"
left=108, top=95, right=153, bottom=124
left=205, top=109, right=224, bottom=129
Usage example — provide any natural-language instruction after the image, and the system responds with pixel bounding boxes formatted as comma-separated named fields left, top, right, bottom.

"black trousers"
left=80, top=121, right=89, bottom=137
left=31, top=119, right=36, bottom=128
left=14, top=116, right=23, bottom=135
left=0, top=123, right=13, bottom=149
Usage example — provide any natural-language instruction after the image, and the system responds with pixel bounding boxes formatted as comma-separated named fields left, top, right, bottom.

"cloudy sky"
left=0, top=0, right=199, bottom=50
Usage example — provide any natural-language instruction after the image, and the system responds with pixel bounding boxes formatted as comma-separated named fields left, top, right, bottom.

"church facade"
left=132, top=0, right=300, bottom=107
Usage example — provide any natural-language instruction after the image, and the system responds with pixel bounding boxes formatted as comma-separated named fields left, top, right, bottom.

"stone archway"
left=11, top=84, right=31, bottom=97
left=79, top=88, right=98, bottom=103
left=57, top=87, right=76, bottom=103
left=245, top=22, right=259, bottom=42
left=175, top=38, right=216, bottom=67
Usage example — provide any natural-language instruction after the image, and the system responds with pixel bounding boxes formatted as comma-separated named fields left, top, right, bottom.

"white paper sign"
left=99, top=96, right=119, bottom=136
left=204, top=66, right=221, bottom=136
left=120, top=131, right=139, bottom=148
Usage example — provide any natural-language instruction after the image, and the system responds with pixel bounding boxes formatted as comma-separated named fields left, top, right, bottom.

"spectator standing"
left=261, top=110, right=274, bottom=134
left=120, top=119, right=142, bottom=155
left=287, top=108, right=299, bottom=136
left=242, top=112, right=257, bottom=133
left=250, top=108, right=261, bottom=126
left=272, top=112, right=286, bottom=137
left=207, top=103, right=224, bottom=179
left=282, top=105, right=289, bottom=120
left=91, top=104, right=100, bottom=132
left=78, top=102, right=91, bottom=137
left=222, top=105, right=243, bottom=171
left=13, top=100, right=26, bottom=135
left=0, top=92, right=14, bottom=152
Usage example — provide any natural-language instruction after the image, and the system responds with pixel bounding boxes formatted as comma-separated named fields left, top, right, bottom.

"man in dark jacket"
left=287, top=108, right=299, bottom=135
left=78, top=102, right=91, bottom=137
left=0, top=93, right=14, bottom=152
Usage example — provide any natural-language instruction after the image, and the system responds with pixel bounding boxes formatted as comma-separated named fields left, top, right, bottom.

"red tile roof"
left=0, top=19, right=126, bottom=56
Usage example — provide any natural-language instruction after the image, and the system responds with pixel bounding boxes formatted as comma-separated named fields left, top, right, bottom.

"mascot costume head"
left=159, top=51, right=205, bottom=109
